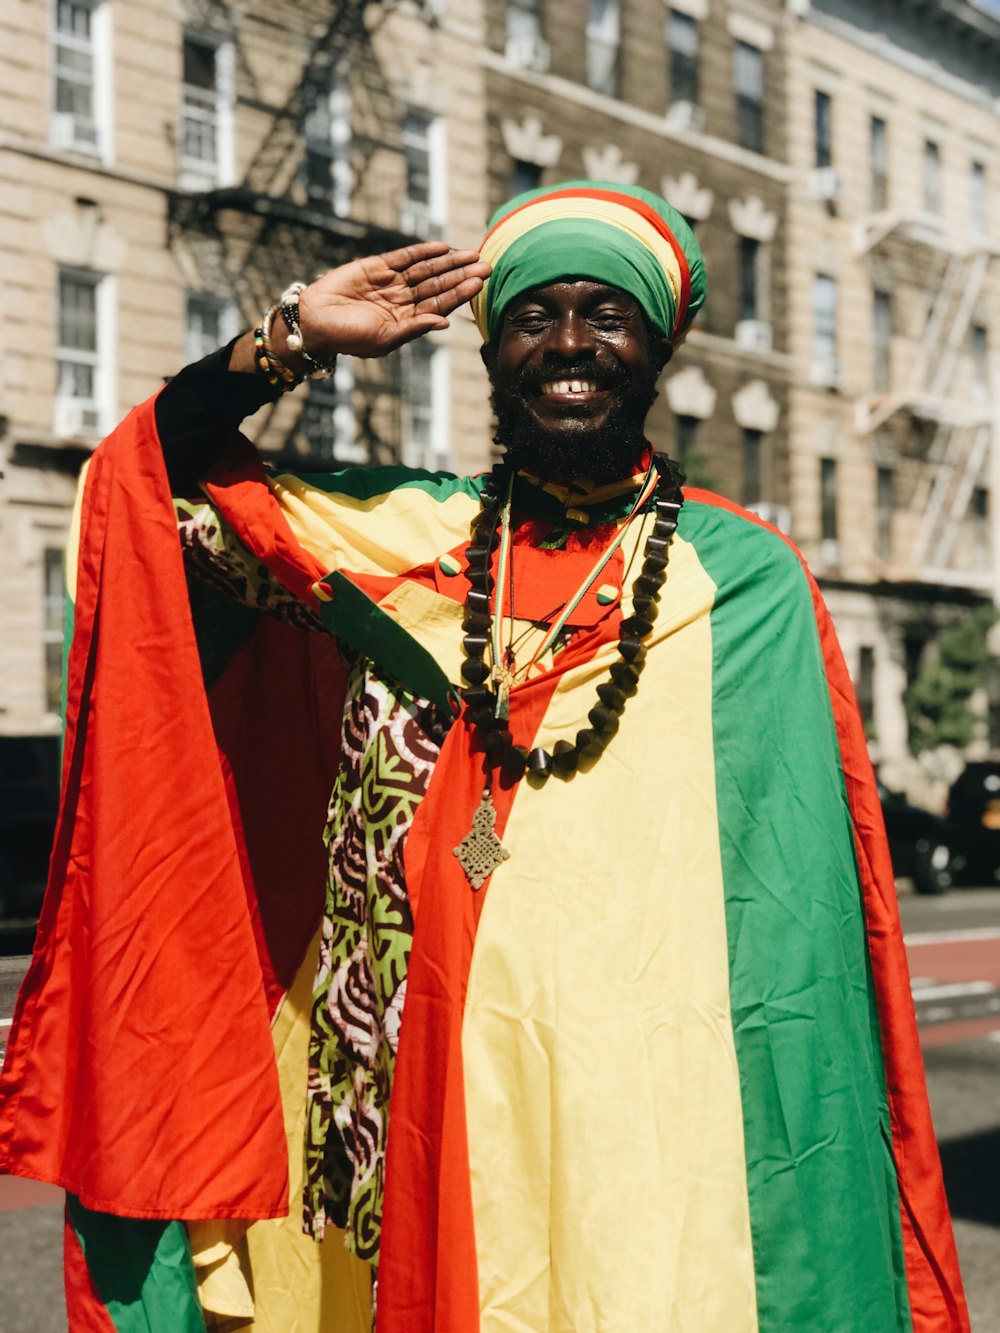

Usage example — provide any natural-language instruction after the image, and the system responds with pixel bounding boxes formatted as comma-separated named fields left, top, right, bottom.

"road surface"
left=1, top=888, right=998, bottom=1330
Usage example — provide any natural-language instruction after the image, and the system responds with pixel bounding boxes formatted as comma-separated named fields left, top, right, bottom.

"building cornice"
left=479, top=50, right=794, bottom=185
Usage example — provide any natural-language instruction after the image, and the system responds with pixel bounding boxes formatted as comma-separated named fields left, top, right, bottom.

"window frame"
left=732, top=41, right=764, bottom=154
left=869, top=115, right=888, bottom=211
left=586, top=0, right=621, bottom=98
left=54, top=264, right=114, bottom=438
left=299, top=359, right=362, bottom=465
left=302, top=67, right=352, bottom=216
left=667, top=10, right=700, bottom=108
left=401, top=339, right=450, bottom=471
left=923, top=139, right=941, bottom=216
left=50, top=0, right=112, bottom=160
left=401, top=107, right=447, bottom=238
left=812, top=273, right=838, bottom=384
left=179, top=30, right=235, bottom=190
left=185, top=290, right=240, bottom=364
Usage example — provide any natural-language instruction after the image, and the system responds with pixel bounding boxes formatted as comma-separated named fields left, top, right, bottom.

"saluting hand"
left=297, top=241, right=491, bottom=361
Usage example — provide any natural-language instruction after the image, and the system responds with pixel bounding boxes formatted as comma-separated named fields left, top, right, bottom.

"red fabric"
left=686, top=488, right=969, bottom=1332
left=484, top=186, right=693, bottom=335
left=0, top=401, right=299, bottom=1219
left=63, top=1206, right=116, bottom=1333
left=377, top=609, right=624, bottom=1333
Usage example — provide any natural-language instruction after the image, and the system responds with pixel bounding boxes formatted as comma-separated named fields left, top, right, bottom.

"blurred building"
left=0, top=0, right=491, bottom=737
left=783, top=0, right=1000, bottom=786
left=484, top=0, right=792, bottom=512
left=1, top=0, right=997, bottom=793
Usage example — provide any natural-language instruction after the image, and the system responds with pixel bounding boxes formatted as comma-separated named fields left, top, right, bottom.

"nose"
left=541, top=310, right=597, bottom=362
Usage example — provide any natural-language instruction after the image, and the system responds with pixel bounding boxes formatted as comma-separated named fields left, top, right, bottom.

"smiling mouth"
left=539, top=379, right=604, bottom=399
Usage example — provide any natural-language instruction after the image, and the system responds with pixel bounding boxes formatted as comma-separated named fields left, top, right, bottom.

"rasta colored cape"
left=0, top=396, right=969, bottom=1333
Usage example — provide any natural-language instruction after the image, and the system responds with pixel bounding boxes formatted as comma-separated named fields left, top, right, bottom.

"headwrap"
left=472, top=179, right=707, bottom=346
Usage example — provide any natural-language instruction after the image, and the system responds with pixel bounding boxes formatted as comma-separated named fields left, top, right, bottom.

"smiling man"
left=0, top=182, right=968, bottom=1333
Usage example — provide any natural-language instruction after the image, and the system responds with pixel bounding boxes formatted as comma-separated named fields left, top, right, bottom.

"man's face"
left=483, top=279, right=671, bottom=484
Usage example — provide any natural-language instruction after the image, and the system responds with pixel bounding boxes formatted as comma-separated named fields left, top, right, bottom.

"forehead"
left=504, top=278, right=643, bottom=314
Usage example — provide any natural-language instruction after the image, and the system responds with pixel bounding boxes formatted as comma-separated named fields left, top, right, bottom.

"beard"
left=491, top=360, right=659, bottom=485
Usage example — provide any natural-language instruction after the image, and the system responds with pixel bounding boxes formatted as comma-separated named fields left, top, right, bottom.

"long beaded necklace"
left=453, top=452, right=684, bottom=889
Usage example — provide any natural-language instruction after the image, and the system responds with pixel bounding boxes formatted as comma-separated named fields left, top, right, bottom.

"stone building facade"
left=483, top=0, right=791, bottom=516
left=0, top=0, right=491, bottom=738
left=2, top=0, right=997, bottom=799
left=782, top=0, right=1000, bottom=790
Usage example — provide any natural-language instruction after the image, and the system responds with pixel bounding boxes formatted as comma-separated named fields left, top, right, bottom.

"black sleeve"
left=155, top=336, right=283, bottom=492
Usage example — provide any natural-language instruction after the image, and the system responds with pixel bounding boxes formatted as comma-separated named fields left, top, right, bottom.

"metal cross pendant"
left=454, top=785, right=510, bottom=890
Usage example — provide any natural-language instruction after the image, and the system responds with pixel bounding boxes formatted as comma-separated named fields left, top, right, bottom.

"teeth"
left=541, top=380, right=598, bottom=395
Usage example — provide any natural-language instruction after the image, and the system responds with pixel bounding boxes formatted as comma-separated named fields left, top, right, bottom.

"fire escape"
left=167, top=0, right=424, bottom=466
left=852, top=207, right=997, bottom=589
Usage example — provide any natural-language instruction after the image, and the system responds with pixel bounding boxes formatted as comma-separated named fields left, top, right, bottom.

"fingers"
left=415, top=274, right=487, bottom=318
left=379, top=240, right=454, bottom=271
left=410, top=262, right=490, bottom=306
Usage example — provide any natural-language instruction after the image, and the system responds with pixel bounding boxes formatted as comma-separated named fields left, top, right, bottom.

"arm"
left=158, top=242, right=490, bottom=491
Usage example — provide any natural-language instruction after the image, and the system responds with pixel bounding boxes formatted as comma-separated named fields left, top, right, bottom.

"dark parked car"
left=0, top=736, right=60, bottom=926
left=946, top=761, right=1000, bottom=886
left=878, top=781, right=955, bottom=895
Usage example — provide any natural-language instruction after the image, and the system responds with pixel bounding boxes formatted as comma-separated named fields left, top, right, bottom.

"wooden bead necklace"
left=458, top=453, right=684, bottom=783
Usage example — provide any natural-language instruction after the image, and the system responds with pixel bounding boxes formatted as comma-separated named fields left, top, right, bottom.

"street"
left=1, top=888, right=999, bottom=1331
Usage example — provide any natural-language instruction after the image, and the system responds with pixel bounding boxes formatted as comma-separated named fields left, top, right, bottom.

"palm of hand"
left=299, top=242, right=490, bottom=360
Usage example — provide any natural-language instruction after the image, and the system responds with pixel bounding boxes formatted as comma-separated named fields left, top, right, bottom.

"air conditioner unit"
left=665, top=100, right=706, bottom=134
left=809, top=360, right=840, bottom=391
left=734, top=319, right=773, bottom=354
left=807, top=167, right=841, bottom=204
left=505, top=35, right=551, bottom=72
left=55, top=398, right=101, bottom=439
left=52, top=112, right=98, bottom=152
left=748, top=501, right=791, bottom=533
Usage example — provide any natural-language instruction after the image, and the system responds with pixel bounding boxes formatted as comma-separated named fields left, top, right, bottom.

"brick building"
left=783, top=0, right=1000, bottom=790
left=0, top=0, right=491, bottom=738
left=484, top=0, right=792, bottom=516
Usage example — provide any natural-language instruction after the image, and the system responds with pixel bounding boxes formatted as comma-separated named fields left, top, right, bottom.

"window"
left=43, top=548, right=66, bottom=718
left=675, top=413, right=698, bottom=465
left=180, top=34, right=233, bottom=188
left=820, top=457, right=838, bottom=542
left=812, top=275, right=838, bottom=384
left=873, top=289, right=892, bottom=393
left=667, top=11, right=699, bottom=107
left=733, top=42, right=764, bottom=153
left=923, top=140, right=941, bottom=215
left=506, top=0, right=548, bottom=69
left=402, top=109, right=445, bottom=237
left=814, top=90, right=832, bottom=169
left=869, top=116, right=888, bottom=211
left=971, top=324, right=989, bottom=402
left=856, top=646, right=875, bottom=734
left=587, top=0, right=621, bottom=97
left=742, top=428, right=762, bottom=506
left=52, top=0, right=106, bottom=155
left=185, top=291, right=238, bottom=364
left=970, top=161, right=987, bottom=234
left=402, top=340, right=449, bottom=470
left=738, top=236, right=760, bottom=323
left=303, top=72, right=351, bottom=215
left=511, top=158, right=542, bottom=196
left=299, top=361, right=362, bottom=464
left=877, top=466, right=894, bottom=559
left=55, top=267, right=107, bottom=437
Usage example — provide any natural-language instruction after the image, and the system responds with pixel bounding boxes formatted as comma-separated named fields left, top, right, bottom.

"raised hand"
left=297, top=241, right=491, bottom=361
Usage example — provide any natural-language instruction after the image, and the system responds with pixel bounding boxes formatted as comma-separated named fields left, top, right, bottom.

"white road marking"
left=911, top=981, right=995, bottom=1002
left=904, top=927, right=1000, bottom=946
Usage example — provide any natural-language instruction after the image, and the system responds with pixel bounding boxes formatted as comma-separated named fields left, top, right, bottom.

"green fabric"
left=682, top=501, right=912, bottom=1331
left=318, top=570, right=457, bottom=710
left=271, top=463, right=483, bottom=503
left=483, top=179, right=706, bottom=341
left=68, top=1196, right=205, bottom=1333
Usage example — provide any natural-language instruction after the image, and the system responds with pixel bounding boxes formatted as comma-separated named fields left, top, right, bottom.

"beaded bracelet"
left=257, top=304, right=302, bottom=391
left=277, top=281, right=337, bottom=379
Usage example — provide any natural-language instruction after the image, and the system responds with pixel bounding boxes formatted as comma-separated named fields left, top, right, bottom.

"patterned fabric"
left=304, top=665, right=447, bottom=1259
left=472, top=180, right=707, bottom=343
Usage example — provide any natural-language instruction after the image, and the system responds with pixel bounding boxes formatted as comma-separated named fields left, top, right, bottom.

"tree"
left=905, top=604, right=999, bottom=754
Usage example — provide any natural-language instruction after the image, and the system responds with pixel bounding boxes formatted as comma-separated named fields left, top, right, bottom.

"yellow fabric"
left=474, top=196, right=683, bottom=332
left=190, top=928, right=372, bottom=1333
left=462, top=533, right=759, bottom=1333
left=377, top=580, right=466, bottom=685
left=270, top=474, right=480, bottom=578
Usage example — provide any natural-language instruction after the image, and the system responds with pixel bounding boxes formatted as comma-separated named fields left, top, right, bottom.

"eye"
left=589, top=307, right=631, bottom=328
left=509, top=309, right=549, bottom=332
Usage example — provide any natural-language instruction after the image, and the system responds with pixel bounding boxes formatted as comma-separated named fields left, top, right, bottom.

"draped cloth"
left=0, top=397, right=968, bottom=1332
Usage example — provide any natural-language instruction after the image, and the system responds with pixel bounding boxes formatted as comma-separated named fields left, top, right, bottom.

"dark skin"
left=482, top=280, right=673, bottom=484
left=228, top=251, right=670, bottom=485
